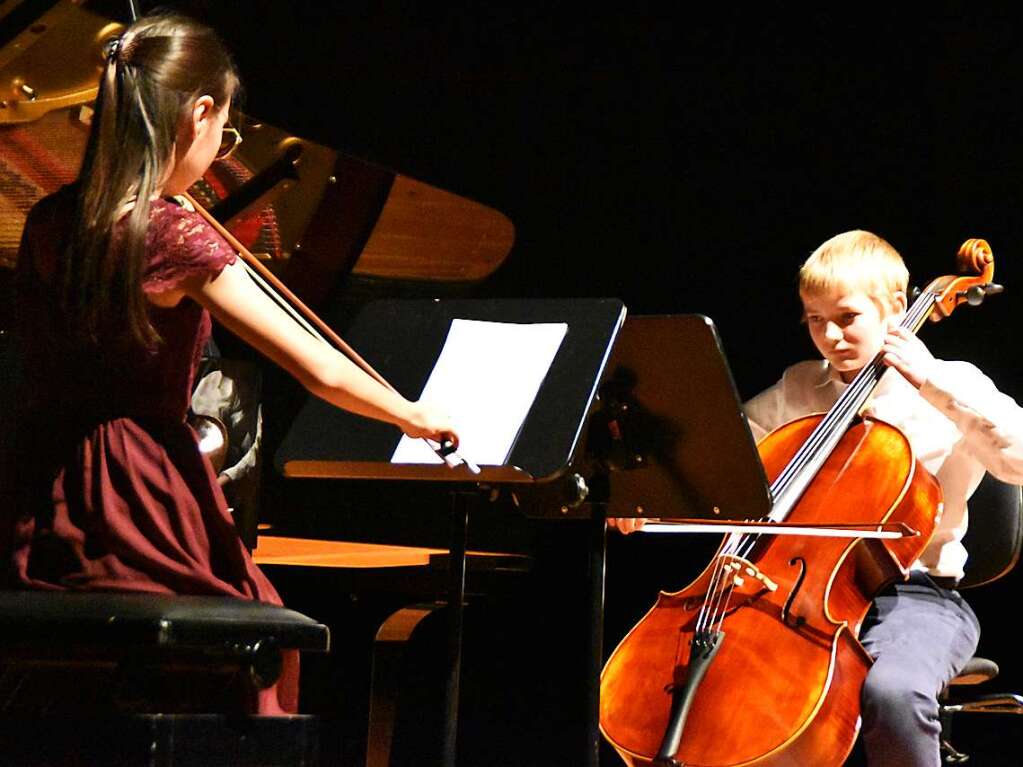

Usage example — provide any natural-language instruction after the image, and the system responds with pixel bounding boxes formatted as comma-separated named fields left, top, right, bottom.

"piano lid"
left=0, top=0, right=514, bottom=300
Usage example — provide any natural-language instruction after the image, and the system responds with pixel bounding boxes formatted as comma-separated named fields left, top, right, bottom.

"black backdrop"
left=166, top=2, right=1023, bottom=399
left=122, top=2, right=1023, bottom=762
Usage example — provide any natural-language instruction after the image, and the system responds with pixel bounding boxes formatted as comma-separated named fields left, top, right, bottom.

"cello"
left=599, top=240, right=1000, bottom=766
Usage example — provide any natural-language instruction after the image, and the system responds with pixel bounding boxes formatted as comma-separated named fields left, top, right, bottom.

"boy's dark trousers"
left=858, top=572, right=980, bottom=767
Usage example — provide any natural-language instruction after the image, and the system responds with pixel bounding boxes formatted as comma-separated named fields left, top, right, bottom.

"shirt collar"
left=815, top=361, right=848, bottom=390
left=816, top=360, right=901, bottom=398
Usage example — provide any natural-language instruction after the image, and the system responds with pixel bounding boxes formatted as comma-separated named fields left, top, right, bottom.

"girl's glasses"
left=216, top=122, right=242, bottom=161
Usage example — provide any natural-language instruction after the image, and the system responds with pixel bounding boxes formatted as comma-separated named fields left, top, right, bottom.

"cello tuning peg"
left=964, top=286, right=986, bottom=306
left=963, top=283, right=1005, bottom=307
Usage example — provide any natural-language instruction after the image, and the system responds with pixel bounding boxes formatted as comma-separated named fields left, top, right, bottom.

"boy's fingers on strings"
left=882, top=331, right=934, bottom=390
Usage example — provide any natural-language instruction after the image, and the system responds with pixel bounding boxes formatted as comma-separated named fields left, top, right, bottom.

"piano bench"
left=0, top=590, right=330, bottom=766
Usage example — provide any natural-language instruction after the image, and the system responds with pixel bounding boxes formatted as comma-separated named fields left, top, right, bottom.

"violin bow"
left=181, top=191, right=479, bottom=475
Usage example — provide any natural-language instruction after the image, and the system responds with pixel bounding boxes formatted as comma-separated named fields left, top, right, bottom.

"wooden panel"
left=0, top=1, right=120, bottom=123
left=279, top=152, right=391, bottom=306
left=253, top=535, right=443, bottom=568
left=355, top=175, right=514, bottom=282
left=252, top=535, right=518, bottom=569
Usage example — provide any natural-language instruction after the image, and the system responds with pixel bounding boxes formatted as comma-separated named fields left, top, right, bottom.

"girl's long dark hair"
left=61, top=12, right=239, bottom=347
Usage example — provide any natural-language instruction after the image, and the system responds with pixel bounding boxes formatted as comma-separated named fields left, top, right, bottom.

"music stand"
left=275, top=297, right=627, bottom=767
left=591, top=314, right=772, bottom=522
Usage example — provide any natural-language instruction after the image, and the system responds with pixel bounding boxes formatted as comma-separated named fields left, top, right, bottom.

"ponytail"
left=60, top=12, right=239, bottom=347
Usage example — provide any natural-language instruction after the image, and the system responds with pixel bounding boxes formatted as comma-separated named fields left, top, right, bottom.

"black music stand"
left=591, top=314, right=772, bottom=523
left=275, top=297, right=627, bottom=767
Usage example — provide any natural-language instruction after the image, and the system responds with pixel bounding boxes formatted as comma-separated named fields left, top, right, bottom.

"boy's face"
left=800, top=288, right=906, bottom=382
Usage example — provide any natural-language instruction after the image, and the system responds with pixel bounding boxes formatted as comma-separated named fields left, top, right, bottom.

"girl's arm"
left=174, top=260, right=457, bottom=443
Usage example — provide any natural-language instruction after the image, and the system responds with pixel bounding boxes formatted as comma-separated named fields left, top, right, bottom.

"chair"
left=939, top=474, right=1023, bottom=764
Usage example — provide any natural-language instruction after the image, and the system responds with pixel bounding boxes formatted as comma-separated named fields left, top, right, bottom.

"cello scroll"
left=927, top=238, right=1002, bottom=320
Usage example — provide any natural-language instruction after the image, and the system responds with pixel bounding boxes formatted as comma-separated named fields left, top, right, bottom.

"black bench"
left=0, top=590, right=330, bottom=766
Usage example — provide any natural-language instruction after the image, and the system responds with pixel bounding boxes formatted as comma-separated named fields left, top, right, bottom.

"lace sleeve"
left=143, top=199, right=236, bottom=293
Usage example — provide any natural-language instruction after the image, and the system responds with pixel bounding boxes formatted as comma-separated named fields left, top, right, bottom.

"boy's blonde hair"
left=799, top=230, right=908, bottom=308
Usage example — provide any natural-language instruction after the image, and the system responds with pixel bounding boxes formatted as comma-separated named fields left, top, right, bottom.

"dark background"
left=92, top=2, right=1023, bottom=763
left=176, top=2, right=1023, bottom=400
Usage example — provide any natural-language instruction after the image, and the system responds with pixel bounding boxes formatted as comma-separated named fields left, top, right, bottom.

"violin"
left=599, top=240, right=1000, bottom=767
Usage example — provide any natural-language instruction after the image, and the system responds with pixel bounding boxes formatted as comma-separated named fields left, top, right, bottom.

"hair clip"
left=104, top=36, right=122, bottom=63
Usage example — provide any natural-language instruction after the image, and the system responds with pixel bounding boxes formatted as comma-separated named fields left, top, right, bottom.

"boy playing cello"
left=612, top=229, right=1023, bottom=765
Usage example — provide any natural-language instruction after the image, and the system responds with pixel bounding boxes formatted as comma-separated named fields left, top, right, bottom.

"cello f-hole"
left=782, top=556, right=808, bottom=628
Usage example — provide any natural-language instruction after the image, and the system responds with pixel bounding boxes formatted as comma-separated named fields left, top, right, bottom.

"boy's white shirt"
left=744, top=359, right=1023, bottom=580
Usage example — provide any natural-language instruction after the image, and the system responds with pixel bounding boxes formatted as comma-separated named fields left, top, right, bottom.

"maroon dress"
left=7, top=188, right=297, bottom=713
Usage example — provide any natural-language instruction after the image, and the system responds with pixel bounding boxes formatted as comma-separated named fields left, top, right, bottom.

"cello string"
left=768, top=294, right=933, bottom=498
left=708, top=532, right=749, bottom=629
left=771, top=293, right=933, bottom=495
left=713, top=580, right=739, bottom=634
left=708, top=550, right=740, bottom=633
left=727, top=293, right=936, bottom=568
left=764, top=294, right=934, bottom=507
left=697, top=292, right=938, bottom=634
left=767, top=294, right=932, bottom=497
left=700, top=533, right=747, bottom=633
left=695, top=532, right=740, bottom=633
left=695, top=544, right=728, bottom=633
left=699, top=552, right=731, bottom=632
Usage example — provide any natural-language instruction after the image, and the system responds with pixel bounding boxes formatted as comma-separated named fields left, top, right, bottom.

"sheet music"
left=390, top=318, right=568, bottom=466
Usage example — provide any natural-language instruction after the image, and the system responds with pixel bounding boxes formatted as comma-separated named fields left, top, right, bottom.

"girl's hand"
left=402, top=400, right=459, bottom=448
left=881, top=325, right=936, bottom=390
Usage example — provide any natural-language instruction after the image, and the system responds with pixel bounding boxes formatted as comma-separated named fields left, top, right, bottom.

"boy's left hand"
left=881, top=326, right=935, bottom=390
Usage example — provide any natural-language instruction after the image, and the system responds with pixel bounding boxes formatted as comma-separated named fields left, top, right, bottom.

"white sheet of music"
left=390, top=318, right=569, bottom=466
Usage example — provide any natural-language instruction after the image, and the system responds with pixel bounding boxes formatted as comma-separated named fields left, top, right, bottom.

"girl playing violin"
left=5, top=11, right=457, bottom=714
left=613, top=229, right=1023, bottom=766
